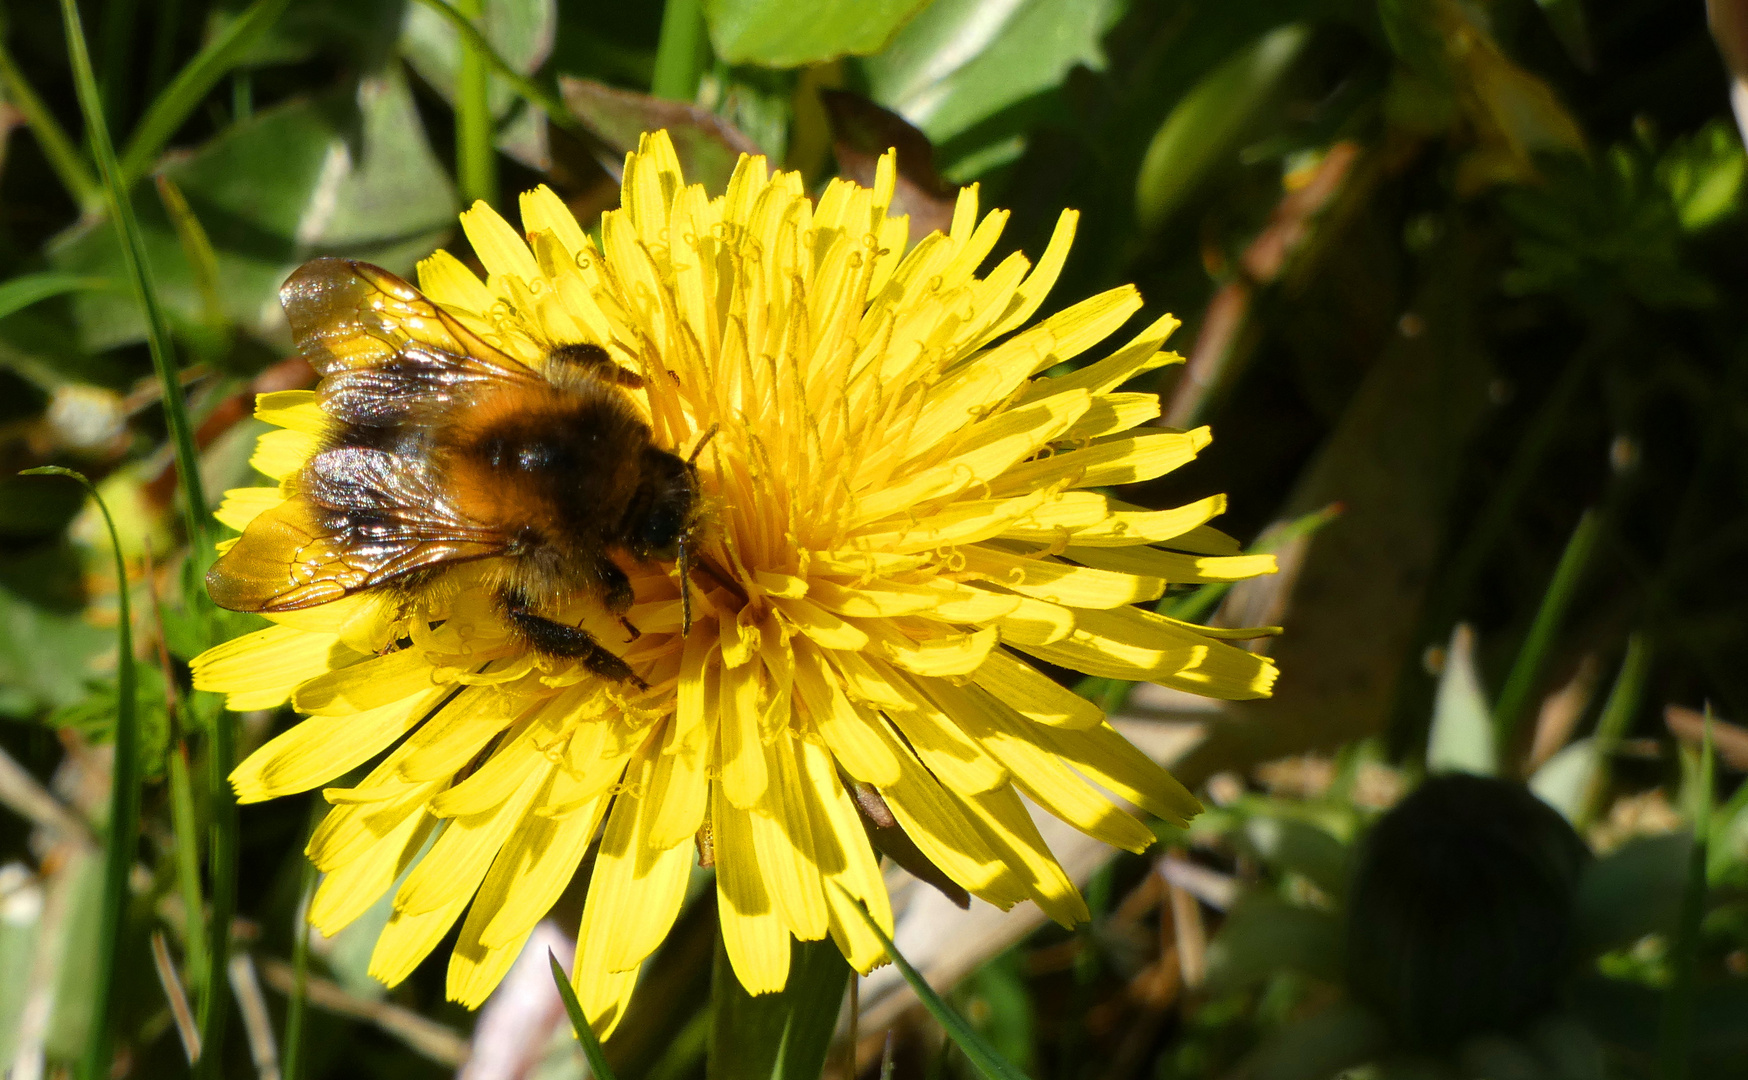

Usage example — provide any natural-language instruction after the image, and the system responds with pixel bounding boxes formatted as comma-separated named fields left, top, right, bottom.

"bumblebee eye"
left=639, top=501, right=686, bottom=558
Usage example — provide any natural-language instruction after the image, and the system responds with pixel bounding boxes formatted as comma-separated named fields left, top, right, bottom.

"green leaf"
left=705, top=0, right=933, bottom=67
left=22, top=467, right=138, bottom=1080
left=47, top=665, right=170, bottom=780
left=834, top=885, right=1032, bottom=1080
left=1574, top=832, right=1692, bottom=953
left=0, top=576, right=111, bottom=721
left=1202, top=891, right=1342, bottom=995
left=709, top=935, right=850, bottom=1080
left=51, top=67, right=458, bottom=354
left=559, top=76, right=762, bottom=193
left=0, top=273, right=111, bottom=323
left=118, top=0, right=296, bottom=184
left=1134, top=23, right=1309, bottom=232
left=549, top=949, right=619, bottom=1080
left=861, top=0, right=1124, bottom=146
left=1425, top=624, right=1496, bottom=777
left=1658, top=119, right=1747, bottom=232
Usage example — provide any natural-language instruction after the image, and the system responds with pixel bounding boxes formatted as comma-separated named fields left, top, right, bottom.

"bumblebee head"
left=626, top=446, right=699, bottom=561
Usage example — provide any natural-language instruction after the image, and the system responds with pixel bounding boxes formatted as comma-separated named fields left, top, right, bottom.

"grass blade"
left=23, top=467, right=138, bottom=1080
left=1577, top=633, right=1651, bottom=830
left=410, top=0, right=579, bottom=135
left=652, top=0, right=708, bottom=102
left=167, top=744, right=209, bottom=1003
left=0, top=272, right=110, bottom=322
left=0, top=39, right=101, bottom=208
left=281, top=807, right=319, bottom=1080
left=453, top=0, right=496, bottom=207
left=59, top=0, right=209, bottom=548
left=548, top=948, right=619, bottom=1080
left=117, top=0, right=292, bottom=184
left=1659, top=706, right=1712, bottom=1080
left=834, top=885, right=1032, bottom=1080
left=1494, top=509, right=1601, bottom=747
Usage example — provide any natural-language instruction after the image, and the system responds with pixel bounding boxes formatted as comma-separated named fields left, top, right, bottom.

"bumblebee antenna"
left=688, top=423, right=721, bottom=465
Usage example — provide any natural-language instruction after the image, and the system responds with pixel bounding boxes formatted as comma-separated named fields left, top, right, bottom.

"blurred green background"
left=1, top=0, right=1747, bottom=1077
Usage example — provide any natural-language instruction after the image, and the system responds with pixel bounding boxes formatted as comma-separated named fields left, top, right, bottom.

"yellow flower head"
left=194, top=130, right=1277, bottom=1030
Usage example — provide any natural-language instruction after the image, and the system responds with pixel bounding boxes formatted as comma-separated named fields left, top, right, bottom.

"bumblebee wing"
left=207, top=446, right=509, bottom=612
left=281, top=258, right=542, bottom=428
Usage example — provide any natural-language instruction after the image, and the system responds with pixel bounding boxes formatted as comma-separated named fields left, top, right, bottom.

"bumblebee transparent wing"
left=281, top=258, right=542, bottom=427
left=207, top=446, right=509, bottom=613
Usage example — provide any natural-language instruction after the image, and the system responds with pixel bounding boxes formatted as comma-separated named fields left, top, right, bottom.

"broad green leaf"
left=401, top=0, right=557, bottom=169
left=1202, top=891, right=1342, bottom=995
left=0, top=581, right=111, bottom=719
left=1134, top=23, right=1308, bottom=232
left=0, top=869, right=43, bottom=1064
left=709, top=936, right=850, bottom=1080
left=51, top=68, right=457, bottom=353
left=1426, top=624, right=1496, bottom=777
left=1574, top=832, right=1691, bottom=953
left=117, top=0, right=295, bottom=184
left=705, top=0, right=933, bottom=67
left=861, top=0, right=1123, bottom=145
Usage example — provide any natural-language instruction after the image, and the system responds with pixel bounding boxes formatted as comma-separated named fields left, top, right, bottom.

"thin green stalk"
left=0, top=272, right=110, bottom=322
left=60, top=0, right=209, bottom=548
left=549, top=950, right=620, bottom=1080
left=651, top=0, right=708, bottom=102
left=196, top=713, right=238, bottom=1079
left=835, top=886, right=1031, bottom=1080
left=1576, top=633, right=1650, bottom=831
left=0, top=40, right=101, bottom=208
left=24, top=468, right=137, bottom=1080
left=168, top=743, right=209, bottom=1003
left=117, top=0, right=291, bottom=184
left=409, top=0, right=578, bottom=134
left=1659, top=708, right=1712, bottom=1080
left=1493, top=509, right=1600, bottom=748
left=454, top=0, right=496, bottom=207
left=281, top=819, right=318, bottom=1080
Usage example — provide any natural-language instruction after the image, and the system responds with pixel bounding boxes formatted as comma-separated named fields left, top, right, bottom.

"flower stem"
left=652, top=0, right=708, bottom=102
left=454, top=0, right=497, bottom=208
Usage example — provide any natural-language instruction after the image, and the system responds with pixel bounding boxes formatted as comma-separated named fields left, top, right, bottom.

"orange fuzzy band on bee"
left=206, top=258, right=705, bottom=683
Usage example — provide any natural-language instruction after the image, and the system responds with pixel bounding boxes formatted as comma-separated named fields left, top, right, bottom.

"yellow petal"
left=959, top=784, right=1088, bottom=927
left=307, top=807, right=436, bottom=935
left=417, top=247, right=497, bottom=313
left=1067, top=547, right=1278, bottom=584
left=1037, top=722, right=1203, bottom=826
left=191, top=624, right=363, bottom=711
left=717, top=656, right=768, bottom=809
left=230, top=689, right=443, bottom=803
left=928, top=679, right=1156, bottom=853
left=576, top=750, right=696, bottom=974
left=988, top=428, right=1211, bottom=497
left=250, top=426, right=319, bottom=480
left=215, top=487, right=284, bottom=534
left=750, top=731, right=830, bottom=941
left=1015, top=311, right=1181, bottom=404
left=460, top=200, right=540, bottom=282
left=792, top=641, right=900, bottom=786
left=713, top=781, right=793, bottom=994
left=291, top=648, right=438, bottom=716
left=394, top=763, right=549, bottom=916
left=971, top=649, right=1104, bottom=729
left=254, top=390, right=325, bottom=432
left=960, top=544, right=1164, bottom=609
left=477, top=793, right=609, bottom=949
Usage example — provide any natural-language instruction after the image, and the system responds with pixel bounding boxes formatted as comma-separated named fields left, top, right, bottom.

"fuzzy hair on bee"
left=205, top=258, right=707, bottom=686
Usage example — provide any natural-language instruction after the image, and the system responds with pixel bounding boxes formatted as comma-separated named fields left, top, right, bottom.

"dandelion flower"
left=193, top=130, right=1279, bottom=1031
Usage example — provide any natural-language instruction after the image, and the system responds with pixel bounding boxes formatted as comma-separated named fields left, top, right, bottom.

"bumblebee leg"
left=594, top=556, right=642, bottom=642
left=498, top=587, right=645, bottom=688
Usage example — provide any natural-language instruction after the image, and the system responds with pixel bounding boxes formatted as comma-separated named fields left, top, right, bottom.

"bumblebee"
left=206, top=258, right=706, bottom=684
